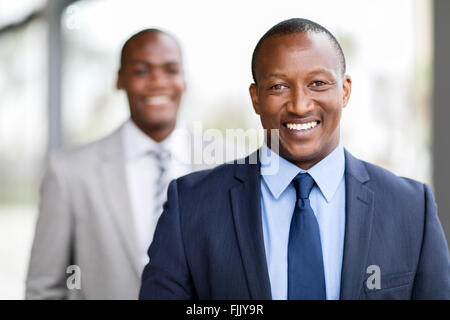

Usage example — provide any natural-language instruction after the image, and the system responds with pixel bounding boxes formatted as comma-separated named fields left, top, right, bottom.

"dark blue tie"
left=288, top=173, right=326, bottom=300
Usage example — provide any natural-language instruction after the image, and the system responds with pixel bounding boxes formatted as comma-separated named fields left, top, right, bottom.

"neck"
left=133, top=120, right=175, bottom=143
left=293, top=138, right=340, bottom=170
left=266, top=136, right=340, bottom=171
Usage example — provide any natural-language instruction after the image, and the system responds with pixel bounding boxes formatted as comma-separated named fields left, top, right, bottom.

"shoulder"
left=175, top=160, right=238, bottom=190
left=346, top=153, right=433, bottom=221
left=360, top=159, right=427, bottom=197
left=169, top=154, right=258, bottom=203
left=47, top=126, right=123, bottom=175
left=346, top=153, right=437, bottom=249
left=345, top=150, right=427, bottom=196
left=345, top=149, right=434, bottom=218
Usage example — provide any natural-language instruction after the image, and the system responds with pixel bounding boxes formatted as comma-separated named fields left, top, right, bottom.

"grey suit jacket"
left=26, top=124, right=145, bottom=299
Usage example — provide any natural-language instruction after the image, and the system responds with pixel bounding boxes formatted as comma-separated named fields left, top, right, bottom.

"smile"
left=285, top=121, right=319, bottom=131
left=144, top=95, right=171, bottom=105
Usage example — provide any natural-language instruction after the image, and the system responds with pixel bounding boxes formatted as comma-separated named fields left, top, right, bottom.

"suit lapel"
left=99, top=128, right=142, bottom=278
left=340, top=150, right=375, bottom=299
left=230, top=152, right=272, bottom=299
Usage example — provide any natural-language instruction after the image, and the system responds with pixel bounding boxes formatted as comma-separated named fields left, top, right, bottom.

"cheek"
left=125, top=80, right=146, bottom=96
left=320, top=106, right=342, bottom=140
left=318, top=94, right=344, bottom=123
left=260, top=97, right=284, bottom=120
left=260, top=110, right=281, bottom=129
left=171, top=77, right=186, bottom=94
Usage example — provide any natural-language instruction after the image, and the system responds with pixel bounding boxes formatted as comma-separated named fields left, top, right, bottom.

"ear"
left=342, top=75, right=352, bottom=108
left=116, top=70, right=123, bottom=90
left=249, top=83, right=260, bottom=115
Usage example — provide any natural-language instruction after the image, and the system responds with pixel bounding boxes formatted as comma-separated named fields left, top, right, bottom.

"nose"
left=286, top=86, right=314, bottom=115
left=146, top=68, right=168, bottom=89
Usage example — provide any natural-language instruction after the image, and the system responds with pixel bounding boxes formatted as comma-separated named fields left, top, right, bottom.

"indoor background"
left=1, top=0, right=449, bottom=299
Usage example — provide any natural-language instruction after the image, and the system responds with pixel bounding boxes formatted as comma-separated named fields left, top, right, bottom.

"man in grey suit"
left=26, top=29, right=192, bottom=299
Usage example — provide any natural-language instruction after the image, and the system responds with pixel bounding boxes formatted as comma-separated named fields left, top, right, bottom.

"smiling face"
left=250, top=32, right=351, bottom=169
left=117, top=31, right=185, bottom=141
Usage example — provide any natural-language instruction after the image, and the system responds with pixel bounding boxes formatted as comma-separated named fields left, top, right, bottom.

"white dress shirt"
left=122, top=119, right=192, bottom=268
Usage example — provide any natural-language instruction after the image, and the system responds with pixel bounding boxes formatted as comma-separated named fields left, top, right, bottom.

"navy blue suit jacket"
left=140, top=150, right=450, bottom=299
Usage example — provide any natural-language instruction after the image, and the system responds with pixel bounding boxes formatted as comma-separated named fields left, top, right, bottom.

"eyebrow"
left=267, top=68, right=334, bottom=78
left=268, top=73, right=287, bottom=78
left=307, top=68, right=334, bottom=76
left=129, top=60, right=180, bottom=66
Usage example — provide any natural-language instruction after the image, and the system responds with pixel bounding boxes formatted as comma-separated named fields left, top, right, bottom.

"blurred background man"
left=25, top=28, right=193, bottom=299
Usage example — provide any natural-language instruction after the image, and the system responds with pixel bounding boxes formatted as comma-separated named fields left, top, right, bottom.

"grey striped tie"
left=149, top=148, right=171, bottom=215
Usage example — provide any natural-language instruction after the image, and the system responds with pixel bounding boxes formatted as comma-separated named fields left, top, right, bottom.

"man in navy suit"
left=139, top=18, right=450, bottom=300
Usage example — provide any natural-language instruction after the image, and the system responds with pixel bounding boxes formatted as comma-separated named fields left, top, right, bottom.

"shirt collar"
left=122, top=119, right=161, bottom=161
left=163, top=122, right=192, bottom=164
left=122, top=119, right=191, bottom=164
left=260, top=140, right=345, bottom=203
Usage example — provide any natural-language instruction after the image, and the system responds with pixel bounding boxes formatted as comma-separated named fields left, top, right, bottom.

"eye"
left=133, top=69, right=148, bottom=76
left=165, top=67, right=180, bottom=75
left=310, top=80, right=327, bottom=87
left=270, top=84, right=286, bottom=90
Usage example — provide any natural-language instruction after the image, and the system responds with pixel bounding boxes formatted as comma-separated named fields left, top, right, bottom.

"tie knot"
left=149, top=148, right=171, bottom=162
left=293, top=173, right=315, bottom=200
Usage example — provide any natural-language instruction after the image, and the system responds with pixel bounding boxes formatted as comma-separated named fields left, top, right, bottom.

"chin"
left=146, top=119, right=176, bottom=129
left=288, top=152, right=318, bottom=164
left=141, top=111, right=177, bottom=125
left=280, top=142, right=323, bottom=165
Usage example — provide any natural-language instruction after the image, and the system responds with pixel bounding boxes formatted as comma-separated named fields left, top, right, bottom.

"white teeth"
left=286, top=121, right=318, bottom=131
left=145, top=96, right=171, bottom=105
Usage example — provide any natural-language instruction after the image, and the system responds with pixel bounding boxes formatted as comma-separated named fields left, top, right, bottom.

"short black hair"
left=119, top=28, right=181, bottom=70
left=251, top=18, right=346, bottom=83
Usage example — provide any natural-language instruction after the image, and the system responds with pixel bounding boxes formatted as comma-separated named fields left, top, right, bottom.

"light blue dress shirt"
left=260, top=141, right=346, bottom=300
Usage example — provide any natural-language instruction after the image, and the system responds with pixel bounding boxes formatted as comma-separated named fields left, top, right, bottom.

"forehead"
left=255, top=32, right=340, bottom=78
left=123, top=33, right=182, bottom=65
